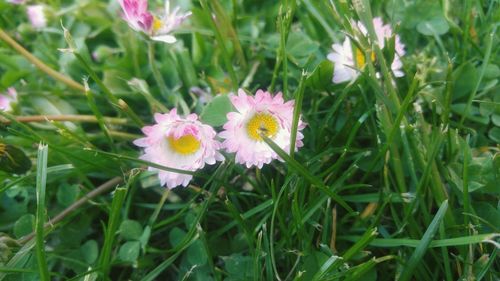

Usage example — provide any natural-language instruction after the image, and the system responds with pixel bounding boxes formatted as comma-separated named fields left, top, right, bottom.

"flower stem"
left=19, top=177, right=124, bottom=245
left=1, top=114, right=129, bottom=125
left=0, top=28, right=85, bottom=92
left=147, top=42, right=189, bottom=114
left=199, top=0, right=239, bottom=91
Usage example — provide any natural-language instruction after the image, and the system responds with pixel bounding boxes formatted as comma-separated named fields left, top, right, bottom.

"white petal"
left=151, top=34, right=177, bottom=44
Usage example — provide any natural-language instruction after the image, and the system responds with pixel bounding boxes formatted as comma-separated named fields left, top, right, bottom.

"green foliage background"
left=0, top=0, right=499, bottom=280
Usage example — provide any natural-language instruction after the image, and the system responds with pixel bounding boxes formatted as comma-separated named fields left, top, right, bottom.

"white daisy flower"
left=327, top=17, right=406, bottom=83
left=150, top=0, right=192, bottom=44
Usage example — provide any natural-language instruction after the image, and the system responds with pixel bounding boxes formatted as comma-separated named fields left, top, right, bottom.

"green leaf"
left=488, top=127, right=500, bottom=143
left=483, top=64, right=500, bottom=79
left=286, top=32, right=320, bottom=67
left=13, top=214, right=35, bottom=239
left=118, top=241, right=140, bottom=262
left=416, top=17, right=450, bottom=36
left=186, top=240, right=208, bottom=265
left=306, top=60, right=334, bottom=91
left=453, top=63, right=478, bottom=100
left=119, top=220, right=143, bottom=241
left=474, top=202, right=500, bottom=232
left=56, top=184, right=80, bottom=207
left=479, top=99, right=495, bottom=116
left=199, top=94, right=233, bottom=126
left=169, top=227, right=187, bottom=248
left=223, top=254, right=253, bottom=279
left=102, top=69, right=130, bottom=95
left=492, top=114, right=500, bottom=127
left=80, top=240, right=98, bottom=264
left=0, top=144, right=32, bottom=174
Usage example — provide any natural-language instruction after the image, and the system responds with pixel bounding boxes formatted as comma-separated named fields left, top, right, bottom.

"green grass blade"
left=476, top=247, right=497, bottom=281
left=35, top=143, right=50, bottom=281
left=340, top=233, right=500, bottom=248
left=142, top=232, right=199, bottom=281
left=97, top=186, right=128, bottom=278
left=262, top=136, right=353, bottom=213
left=398, top=200, right=449, bottom=281
left=459, top=26, right=496, bottom=125
left=198, top=0, right=238, bottom=91
left=84, top=81, right=115, bottom=152
left=289, top=71, right=306, bottom=158
left=312, top=228, right=378, bottom=281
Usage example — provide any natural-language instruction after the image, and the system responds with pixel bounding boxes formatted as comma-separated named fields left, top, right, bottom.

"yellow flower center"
left=355, top=48, right=375, bottom=68
left=168, top=134, right=200, bottom=155
left=246, top=112, right=279, bottom=141
left=152, top=17, right=163, bottom=32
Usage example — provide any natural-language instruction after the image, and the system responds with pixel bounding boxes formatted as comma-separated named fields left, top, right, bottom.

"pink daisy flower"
left=327, top=17, right=406, bottom=83
left=134, top=109, right=223, bottom=189
left=219, top=89, right=305, bottom=169
left=119, top=0, right=154, bottom=34
left=118, top=0, right=191, bottom=44
left=27, top=5, right=47, bottom=29
left=8, top=0, right=25, bottom=5
left=134, top=109, right=224, bottom=188
left=0, top=88, right=18, bottom=112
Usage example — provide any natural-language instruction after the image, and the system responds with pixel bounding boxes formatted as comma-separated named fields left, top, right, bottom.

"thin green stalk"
left=143, top=164, right=225, bottom=280
left=360, top=73, right=419, bottom=183
left=147, top=42, right=190, bottom=114
left=460, top=0, right=472, bottom=62
left=98, top=186, right=128, bottom=279
left=225, top=198, right=256, bottom=257
left=148, top=189, right=170, bottom=226
left=269, top=179, right=292, bottom=281
left=261, top=224, right=274, bottom=281
left=279, top=3, right=289, bottom=98
left=398, top=200, right=449, bottom=281
left=253, top=230, right=263, bottom=281
left=477, top=248, right=498, bottom=281
left=462, top=136, right=474, bottom=279
left=87, top=149, right=197, bottom=176
left=289, top=72, right=306, bottom=157
left=0, top=28, right=85, bottom=92
left=462, top=138, right=471, bottom=226
left=199, top=0, right=238, bottom=91
left=35, top=143, right=50, bottom=281
left=312, top=228, right=378, bottom=281
left=269, top=56, right=282, bottom=93
left=147, top=42, right=170, bottom=100
left=262, top=136, right=353, bottom=213
left=72, top=51, right=144, bottom=127
left=84, top=82, right=115, bottom=152
left=459, top=27, right=495, bottom=125
left=18, top=177, right=123, bottom=245
left=439, top=223, right=453, bottom=281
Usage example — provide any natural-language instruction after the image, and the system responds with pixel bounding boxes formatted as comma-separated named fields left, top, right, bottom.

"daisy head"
left=134, top=109, right=223, bottom=189
left=0, top=88, right=18, bottom=112
left=119, top=0, right=154, bottom=33
left=8, top=0, right=25, bottom=5
left=219, top=89, right=305, bottom=168
left=119, top=0, right=191, bottom=44
left=26, top=5, right=47, bottom=29
left=150, top=0, right=192, bottom=44
left=327, top=17, right=406, bottom=83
